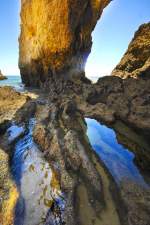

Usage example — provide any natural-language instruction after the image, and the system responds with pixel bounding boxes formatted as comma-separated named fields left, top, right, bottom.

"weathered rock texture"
left=33, top=99, right=124, bottom=225
left=28, top=92, right=150, bottom=225
left=5, top=2, right=150, bottom=224
left=19, top=0, right=110, bottom=87
left=120, top=180, right=150, bottom=225
left=0, top=148, right=19, bottom=225
left=112, top=22, right=150, bottom=78
left=0, top=82, right=150, bottom=225
left=0, top=87, right=28, bottom=127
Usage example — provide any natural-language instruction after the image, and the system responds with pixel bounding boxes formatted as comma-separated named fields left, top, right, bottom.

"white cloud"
left=85, top=62, right=113, bottom=79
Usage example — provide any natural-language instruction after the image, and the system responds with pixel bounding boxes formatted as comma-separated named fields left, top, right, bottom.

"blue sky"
left=0, top=0, right=149, bottom=77
left=86, top=0, right=150, bottom=77
left=0, top=0, right=20, bottom=75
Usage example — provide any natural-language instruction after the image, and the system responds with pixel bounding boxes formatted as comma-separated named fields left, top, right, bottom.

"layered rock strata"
left=19, top=0, right=110, bottom=87
left=0, top=148, right=19, bottom=225
left=0, top=92, right=123, bottom=225
left=0, top=88, right=37, bottom=225
left=112, top=23, right=150, bottom=78
left=0, top=83, right=150, bottom=224
left=33, top=98, right=123, bottom=225
left=84, top=75, right=150, bottom=171
left=30, top=92, right=150, bottom=225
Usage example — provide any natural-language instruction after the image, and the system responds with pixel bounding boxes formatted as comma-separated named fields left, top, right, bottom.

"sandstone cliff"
left=112, top=23, right=150, bottom=78
left=19, top=0, right=110, bottom=87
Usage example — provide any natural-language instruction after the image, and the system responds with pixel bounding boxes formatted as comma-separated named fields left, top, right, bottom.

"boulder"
left=112, top=23, right=150, bottom=78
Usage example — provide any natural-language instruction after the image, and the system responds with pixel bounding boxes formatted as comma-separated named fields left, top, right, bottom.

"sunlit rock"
left=0, top=148, right=19, bottom=225
left=0, top=70, right=7, bottom=80
left=112, top=22, right=150, bottom=78
left=19, top=0, right=110, bottom=87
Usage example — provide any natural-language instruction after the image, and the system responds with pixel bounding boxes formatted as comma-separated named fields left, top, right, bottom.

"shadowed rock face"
left=112, top=23, right=150, bottom=78
left=19, top=0, right=110, bottom=87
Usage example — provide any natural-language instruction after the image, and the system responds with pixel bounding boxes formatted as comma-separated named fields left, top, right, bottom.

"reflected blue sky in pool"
left=85, top=118, right=147, bottom=186
left=10, top=119, right=65, bottom=225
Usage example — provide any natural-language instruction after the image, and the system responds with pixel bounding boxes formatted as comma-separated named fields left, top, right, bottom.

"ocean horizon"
left=0, top=75, right=22, bottom=90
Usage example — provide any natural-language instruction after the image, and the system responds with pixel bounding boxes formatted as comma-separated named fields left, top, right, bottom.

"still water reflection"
left=86, top=118, right=148, bottom=187
left=10, top=119, right=65, bottom=225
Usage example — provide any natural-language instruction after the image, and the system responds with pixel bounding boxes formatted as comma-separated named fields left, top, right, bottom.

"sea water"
left=0, top=75, right=23, bottom=91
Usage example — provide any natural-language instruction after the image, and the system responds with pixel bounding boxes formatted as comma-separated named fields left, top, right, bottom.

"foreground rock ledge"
left=0, top=85, right=150, bottom=225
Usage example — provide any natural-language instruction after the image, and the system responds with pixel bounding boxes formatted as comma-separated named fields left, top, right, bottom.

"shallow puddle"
left=9, top=119, right=65, bottom=225
left=85, top=118, right=149, bottom=187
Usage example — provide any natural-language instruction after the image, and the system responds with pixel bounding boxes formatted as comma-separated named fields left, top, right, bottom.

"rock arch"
left=19, top=0, right=110, bottom=87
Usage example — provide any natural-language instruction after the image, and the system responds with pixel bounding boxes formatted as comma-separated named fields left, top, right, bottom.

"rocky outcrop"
left=0, top=89, right=37, bottom=225
left=19, top=0, right=110, bottom=87
left=0, top=87, right=28, bottom=128
left=112, top=23, right=150, bottom=78
left=0, top=93, right=124, bottom=225
left=0, top=70, right=7, bottom=80
left=0, top=148, right=19, bottom=225
left=86, top=76, right=150, bottom=137
left=0, top=82, right=150, bottom=225
left=33, top=99, right=125, bottom=225
left=32, top=94, right=150, bottom=225
left=120, top=180, right=150, bottom=225
left=77, top=75, right=150, bottom=171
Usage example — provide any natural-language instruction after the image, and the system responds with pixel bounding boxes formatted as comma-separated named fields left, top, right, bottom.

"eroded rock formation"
left=1, top=85, right=150, bottom=225
left=33, top=99, right=122, bottom=225
left=85, top=75, right=150, bottom=170
left=112, top=23, right=150, bottom=78
left=0, top=87, right=28, bottom=127
left=0, top=70, right=7, bottom=80
left=0, top=88, right=27, bottom=225
left=1, top=1, right=149, bottom=224
left=19, top=0, right=110, bottom=87
left=0, top=148, right=19, bottom=225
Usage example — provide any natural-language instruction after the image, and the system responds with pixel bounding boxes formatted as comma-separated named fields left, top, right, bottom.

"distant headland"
left=0, top=70, right=7, bottom=80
